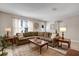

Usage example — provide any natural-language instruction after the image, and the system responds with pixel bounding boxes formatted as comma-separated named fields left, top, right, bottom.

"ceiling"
left=0, top=3, right=79, bottom=21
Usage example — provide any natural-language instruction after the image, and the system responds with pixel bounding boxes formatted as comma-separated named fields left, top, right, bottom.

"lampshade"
left=60, top=27, right=66, bottom=32
left=5, top=27, right=11, bottom=32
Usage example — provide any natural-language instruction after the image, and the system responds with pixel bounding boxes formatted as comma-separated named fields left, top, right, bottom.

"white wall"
left=28, top=20, right=46, bottom=32
left=0, top=12, right=46, bottom=36
left=46, top=15, right=79, bottom=42
left=60, top=16, right=79, bottom=42
left=28, top=20, right=34, bottom=32
left=46, top=22, right=55, bottom=32
left=0, top=12, right=13, bottom=36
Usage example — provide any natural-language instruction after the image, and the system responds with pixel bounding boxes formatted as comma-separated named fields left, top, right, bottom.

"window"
left=20, top=19, right=28, bottom=33
left=13, top=18, right=28, bottom=35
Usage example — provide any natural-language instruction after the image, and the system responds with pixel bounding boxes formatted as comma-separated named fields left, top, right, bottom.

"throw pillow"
left=18, top=33, right=23, bottom=39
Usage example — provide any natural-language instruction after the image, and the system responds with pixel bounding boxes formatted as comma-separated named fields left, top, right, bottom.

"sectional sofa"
left=15, top=32, right=52, bottom=46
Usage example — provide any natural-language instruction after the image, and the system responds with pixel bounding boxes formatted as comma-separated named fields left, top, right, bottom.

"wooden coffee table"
left=29, top=39, right=48, bottom=54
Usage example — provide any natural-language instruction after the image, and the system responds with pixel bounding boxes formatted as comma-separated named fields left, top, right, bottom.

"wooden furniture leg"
left=39, top=46, right=41, bottom=54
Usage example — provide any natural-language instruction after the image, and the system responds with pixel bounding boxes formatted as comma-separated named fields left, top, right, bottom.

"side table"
left=5, top=36, right=16, bottom=45
left=58, top=38, right=71, bottom=49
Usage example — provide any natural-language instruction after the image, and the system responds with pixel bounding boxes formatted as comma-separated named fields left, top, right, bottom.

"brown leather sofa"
left=15, top=32, right=52, bottom=46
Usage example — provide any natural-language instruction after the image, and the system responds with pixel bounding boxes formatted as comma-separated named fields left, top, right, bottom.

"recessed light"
left=52, top=8, right=57, bottom=11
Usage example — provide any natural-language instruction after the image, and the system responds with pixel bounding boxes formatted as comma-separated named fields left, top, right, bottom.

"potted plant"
left=0, top=36, right=8, bottom=56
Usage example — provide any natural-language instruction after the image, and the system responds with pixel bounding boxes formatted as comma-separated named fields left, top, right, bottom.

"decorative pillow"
left=44, top=32, right=48, bottom=38
left=38, top=32, right=44, bottom=36
left=18, top=33, right=23, bottom=39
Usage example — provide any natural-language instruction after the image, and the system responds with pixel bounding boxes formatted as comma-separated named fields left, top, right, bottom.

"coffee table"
left=29, top=39, right=48, bottom=54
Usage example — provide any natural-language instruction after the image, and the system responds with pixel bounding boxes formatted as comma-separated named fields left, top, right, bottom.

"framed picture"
left=50, top=24, right=55, bottom=29
left=34, top=22, right=39, bottom=29
left=42, top=25, right=44, bottom=28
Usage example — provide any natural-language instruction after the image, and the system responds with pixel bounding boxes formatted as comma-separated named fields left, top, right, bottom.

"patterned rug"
left=12, top=44, right=64, bottom=56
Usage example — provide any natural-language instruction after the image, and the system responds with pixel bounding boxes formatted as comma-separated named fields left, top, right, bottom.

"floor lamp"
left=60, top=27, right=66, bottom=39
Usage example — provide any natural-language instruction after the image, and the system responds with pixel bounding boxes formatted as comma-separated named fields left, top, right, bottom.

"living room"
left=0, top=3, right=79, bottom=56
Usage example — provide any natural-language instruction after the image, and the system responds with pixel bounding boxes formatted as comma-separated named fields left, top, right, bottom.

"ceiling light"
left=52, top=8, right=57, bottom=11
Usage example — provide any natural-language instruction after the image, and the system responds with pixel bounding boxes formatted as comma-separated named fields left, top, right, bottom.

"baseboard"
left=71, top=40, right=79, bottom=43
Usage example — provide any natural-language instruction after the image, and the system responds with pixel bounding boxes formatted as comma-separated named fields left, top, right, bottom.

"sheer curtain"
left=13, top=18, right=21, bottom=35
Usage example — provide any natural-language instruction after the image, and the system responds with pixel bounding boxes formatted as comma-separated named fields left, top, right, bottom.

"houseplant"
left=0, top=36, right=8, bottom=56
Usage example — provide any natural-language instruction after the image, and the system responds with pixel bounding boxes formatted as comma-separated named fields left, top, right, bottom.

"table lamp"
left=5, top=27, right=11, bottom=38
left=60, top=27, right=66, bottom=39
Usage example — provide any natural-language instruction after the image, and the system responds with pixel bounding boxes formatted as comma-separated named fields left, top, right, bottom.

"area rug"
left=12, top=44, right=64, bottom=56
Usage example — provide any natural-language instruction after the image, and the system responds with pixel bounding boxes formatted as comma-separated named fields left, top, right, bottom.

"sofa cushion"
left=23, top=32, right=38, bottom=37
left=44, top=32, right=49, bottom=38
left=33, top=32, right=38, bottom=36
left=38, top=32, right=44, bottom=36
left=44, top=37, right=52, bottom=42
left=30, top=32, right=38, bottom=36
left=28, top=32, right=33, bottom=36
left=18, top=37, right=27, bottom=40
left=23, top=32, right=29, bottom=37
left=48, top=33, right=52, bottom=38
left=17, top=33, right=23, bottom=39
